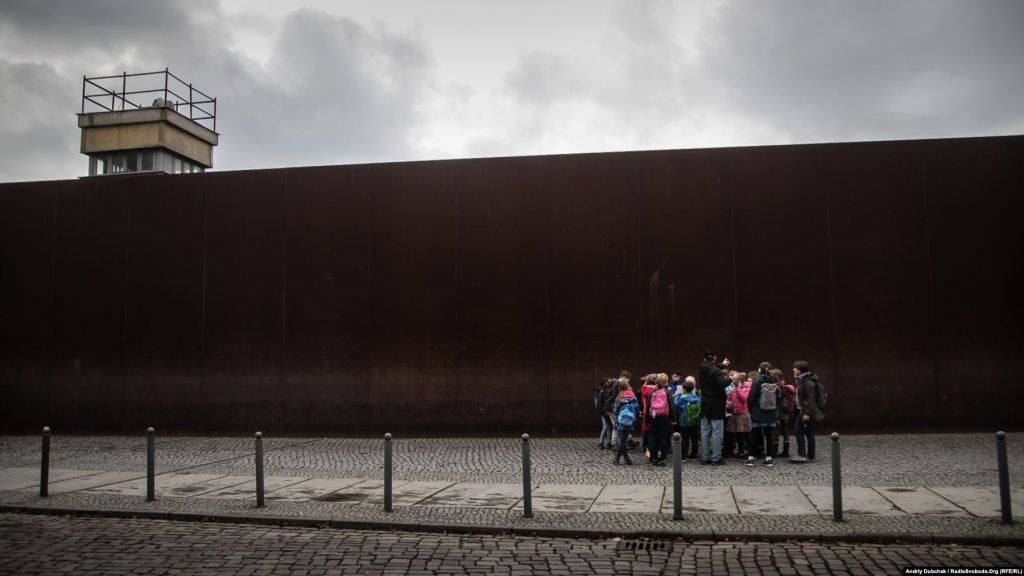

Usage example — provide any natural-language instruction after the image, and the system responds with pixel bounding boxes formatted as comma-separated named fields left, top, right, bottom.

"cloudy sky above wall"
left=0, top=0, right=1022, bottom=183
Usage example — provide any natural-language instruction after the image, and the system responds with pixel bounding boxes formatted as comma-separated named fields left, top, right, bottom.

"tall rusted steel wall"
left=1, top=136, right=1022, bottom=435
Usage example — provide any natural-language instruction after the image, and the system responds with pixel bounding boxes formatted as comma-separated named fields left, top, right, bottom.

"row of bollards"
left=378, top=432, right=536, bottom=517
left=33, top=426, right=1015, bottom=523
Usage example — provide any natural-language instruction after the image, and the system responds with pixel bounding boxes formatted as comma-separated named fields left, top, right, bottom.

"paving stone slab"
left=589, top=484, right=663, bottom=513
left=930, top=486, right=1005, bottom=518
left=733, top=485, right=817, bottom=515
left=875, top=486, right=970, bottom=516
left=174, top=475, right=252, bottom=498
left=263, top=478, right=364, bottom=502
left=363, top=481, right=454, bottom=506
left=454, top=483, right=526, bottom=510
left=40, top=471, right=145, bottom=494
left=515, top=484, right=603, bottom=513
left=0, top=468, right=40, bottom=490
left=310, top=479, right=393, bottom=504
left=195, top=476, right=309, bottom=500
left=800, top=486, right=904, bottom=516
left=162, top=475, right=253, bottom=498
left=0, top=468, right=105, bottom=491
left=85, top=473, right=228, bottom=497
left=660, top=486, right=738, bottom=515
left=419, top=483, right=526, bottom=510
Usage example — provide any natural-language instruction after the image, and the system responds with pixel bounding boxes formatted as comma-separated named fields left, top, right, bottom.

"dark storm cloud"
left=249, top=8, right=434, bottom=168
left=695, top=0, right=1024, bottom=142
left=471, top=0, right=694, bottom=155
left=0, top=1, right=435, bottom=181
left=0, top=61, right=80, bottom=182
left=488, top=0, right=1024, bottom=153
left=0, top=0, right=204, bottom=58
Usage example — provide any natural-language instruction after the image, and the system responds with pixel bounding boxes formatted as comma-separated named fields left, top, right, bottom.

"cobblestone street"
left=2, top=514, right=1023, bottom=576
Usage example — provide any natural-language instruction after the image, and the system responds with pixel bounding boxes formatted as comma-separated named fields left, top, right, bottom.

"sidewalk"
left=1, top=433, right=1022, bottom=543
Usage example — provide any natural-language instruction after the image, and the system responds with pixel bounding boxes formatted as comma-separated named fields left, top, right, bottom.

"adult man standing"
left=792, top=360, right=823, bottom=463
left=698, top=351, right=731, bottom=465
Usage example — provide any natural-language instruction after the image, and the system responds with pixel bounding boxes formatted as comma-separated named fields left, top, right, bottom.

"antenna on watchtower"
left=77, top=69, right=219, bottom=176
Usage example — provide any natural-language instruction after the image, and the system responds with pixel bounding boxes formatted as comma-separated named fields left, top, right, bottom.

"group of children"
left=595, top=363, right=813, bottom=467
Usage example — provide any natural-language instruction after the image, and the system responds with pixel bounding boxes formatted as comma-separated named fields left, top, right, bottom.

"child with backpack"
left=609, top=371, right=631, bottom=449
left=674, top=376, right=701, bottom=460
left=613, top=378, right=638, bottom=465
left=726, top=373, right=752, bottom=458
left=648, top=373, right=675, bottom=466
left=669, top=371, right=682, bottom=397
left=639, top=374, right=657, bottom=461
left=722, top=372, right=738, bottom=459
left=596, top=377, right=616, bottom=449
left=772, top=368, right=796, bottom=458
left=603, top=377, right=618, bottom=449
left=746, top=362, right=781, bottom=467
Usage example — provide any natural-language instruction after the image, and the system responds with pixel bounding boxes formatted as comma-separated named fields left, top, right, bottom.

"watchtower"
left=78, top=69, right=218, bottom=176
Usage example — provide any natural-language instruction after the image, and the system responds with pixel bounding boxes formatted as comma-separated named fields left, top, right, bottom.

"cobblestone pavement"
left=1, top=514, right=1022, bottom=576
left=1, top=433, right=1022, bottom=542
left=2, top=433, right=1021, bottom=487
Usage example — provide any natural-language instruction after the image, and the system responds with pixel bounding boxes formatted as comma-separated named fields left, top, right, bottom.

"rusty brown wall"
left=2, top=136, right=1022, bottom=435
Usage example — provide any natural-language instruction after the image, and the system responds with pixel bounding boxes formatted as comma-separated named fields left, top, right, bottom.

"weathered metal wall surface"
left=2, top=136, right=1022, bottom=435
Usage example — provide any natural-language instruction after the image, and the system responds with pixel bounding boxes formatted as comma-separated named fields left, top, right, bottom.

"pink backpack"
left=650, top=389, right=669, bottom=417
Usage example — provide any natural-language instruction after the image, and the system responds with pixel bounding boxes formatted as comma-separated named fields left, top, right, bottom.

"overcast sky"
left=1, top=0, right=1021, bottom=183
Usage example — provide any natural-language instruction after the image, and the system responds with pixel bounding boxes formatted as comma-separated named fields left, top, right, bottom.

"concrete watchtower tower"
left=78, top=69, right=218, bottom=176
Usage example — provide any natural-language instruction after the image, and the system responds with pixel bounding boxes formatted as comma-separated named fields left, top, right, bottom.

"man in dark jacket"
left=792, top=360, right=823, bottom=462
left=698, top=351, right=731, bottom=465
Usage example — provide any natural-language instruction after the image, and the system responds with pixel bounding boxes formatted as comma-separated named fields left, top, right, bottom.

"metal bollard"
left=831, top=432, right=843, bottom=522
left=384, top=433, right=393, bottom=513
left=146, top=427, right=156, bottom=502
left=997, top=431, right=1013, bottom=524
left=40, top=427, right=50, bottom=498
left=672, top=432, right=683, bottom=520
left=255, top=432, right=265, bottom=508
left=522, top=434, right=532, bottom=518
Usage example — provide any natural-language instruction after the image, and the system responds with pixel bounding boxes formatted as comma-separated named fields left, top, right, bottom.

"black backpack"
left=815, top=380, right=828, bottom=410
left=603, top=382, right=617, bottom=412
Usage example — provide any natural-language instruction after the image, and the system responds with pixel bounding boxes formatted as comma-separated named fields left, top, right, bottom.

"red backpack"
left=780, top=383, right=797, bottom=417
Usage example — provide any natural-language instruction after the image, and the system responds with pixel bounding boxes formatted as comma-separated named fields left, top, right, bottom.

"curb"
left=2, top=504, right=1022, bottom=545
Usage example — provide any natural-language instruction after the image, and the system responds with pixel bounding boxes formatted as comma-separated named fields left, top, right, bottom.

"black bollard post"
left=522, top=434, right=532, bottom=518
left=997, top=431, right=1013, bottom=524
left=384, top=433, right=393, bottom=513
left=40, top=427, right=50, bottom=498
left=672, top=432, right=683, bottom=520
left=255, top=432, right=265, bottom=508
left=831, top=432, right=843, bottom=522
left=146, top=427, right=155, bottom=502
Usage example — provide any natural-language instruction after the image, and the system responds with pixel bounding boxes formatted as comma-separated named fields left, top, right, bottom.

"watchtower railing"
left=81, top=69, right=217, bottom=132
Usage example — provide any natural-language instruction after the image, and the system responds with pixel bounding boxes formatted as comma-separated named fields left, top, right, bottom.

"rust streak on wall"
left=1, top=136, right=1022, bottom=435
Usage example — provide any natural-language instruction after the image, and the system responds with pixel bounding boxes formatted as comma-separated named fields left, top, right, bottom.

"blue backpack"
left=617, top=400, right=638, bottom=428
